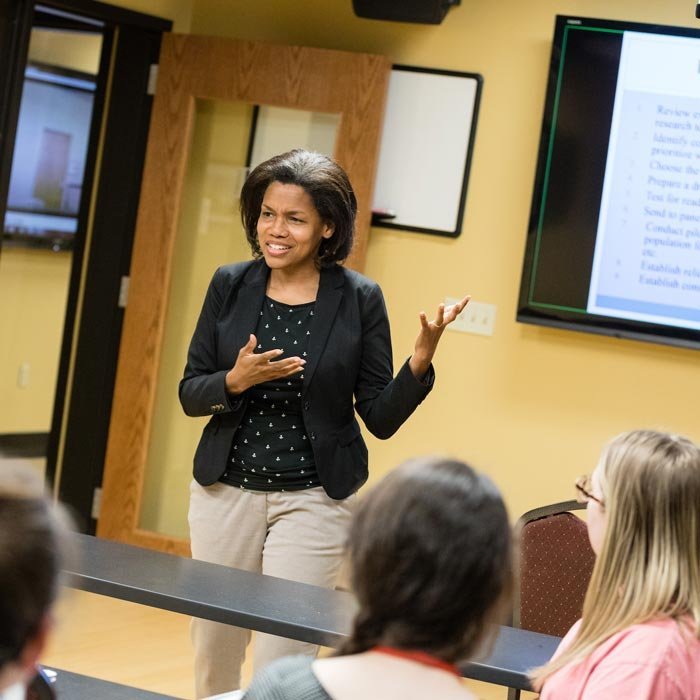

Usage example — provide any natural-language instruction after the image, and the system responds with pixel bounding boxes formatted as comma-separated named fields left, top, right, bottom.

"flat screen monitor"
left=518, top=15, right=700, bottom=350
left=3, top=62, right=96, bottom=251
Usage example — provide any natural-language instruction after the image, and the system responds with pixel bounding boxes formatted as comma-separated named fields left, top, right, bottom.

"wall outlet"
left=446, top=298, right=496, bottom=336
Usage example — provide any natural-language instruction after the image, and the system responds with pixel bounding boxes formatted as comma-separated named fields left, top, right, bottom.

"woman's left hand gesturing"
left=409, top=295, right=470, bottom=380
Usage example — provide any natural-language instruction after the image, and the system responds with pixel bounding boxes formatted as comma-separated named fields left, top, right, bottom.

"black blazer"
left=179, top=259, right=433, bottom=499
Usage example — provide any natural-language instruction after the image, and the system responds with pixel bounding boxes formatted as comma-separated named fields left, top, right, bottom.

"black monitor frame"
left=517, top=15, right=700, bottom=351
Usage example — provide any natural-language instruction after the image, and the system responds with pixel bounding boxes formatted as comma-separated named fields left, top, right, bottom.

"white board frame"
left=371, top=65, right=482, bottom=237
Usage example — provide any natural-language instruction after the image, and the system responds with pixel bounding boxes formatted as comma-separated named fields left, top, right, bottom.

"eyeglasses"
left=575, top=474, right=604, bottom=507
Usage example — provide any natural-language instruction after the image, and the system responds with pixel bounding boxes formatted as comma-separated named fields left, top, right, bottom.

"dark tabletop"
left=47, top=667, right=181, bottom=699
left=64, top=533, right=561, bottom=691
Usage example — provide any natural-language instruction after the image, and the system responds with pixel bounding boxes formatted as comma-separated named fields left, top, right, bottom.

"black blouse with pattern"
left=220, top=296, right=320, bottom=492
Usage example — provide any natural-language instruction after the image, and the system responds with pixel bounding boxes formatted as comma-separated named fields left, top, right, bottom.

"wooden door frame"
left=97, top=34, right=390, bottom=553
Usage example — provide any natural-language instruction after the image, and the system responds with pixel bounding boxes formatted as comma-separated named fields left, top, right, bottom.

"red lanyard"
left=372, top=646, right=461, bottom=677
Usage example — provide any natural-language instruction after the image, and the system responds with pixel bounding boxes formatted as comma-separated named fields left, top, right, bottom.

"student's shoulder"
left=243, top=656, right=330, bottom=700
left=579, top=619, right=700, bottom=698
left=598, top=617, right=700, bottom=687
left=611, top=617, right=698, bottom=657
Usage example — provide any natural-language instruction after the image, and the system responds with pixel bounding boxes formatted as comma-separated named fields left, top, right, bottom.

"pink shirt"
left=540, top=617, right=700, bottom=700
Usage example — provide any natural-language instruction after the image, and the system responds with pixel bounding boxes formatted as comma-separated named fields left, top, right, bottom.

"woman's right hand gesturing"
left=225, top=334, right=306, bottom=396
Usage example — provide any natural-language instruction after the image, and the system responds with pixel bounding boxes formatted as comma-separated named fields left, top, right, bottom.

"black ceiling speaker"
left=352, top=0, right=461, bottom=24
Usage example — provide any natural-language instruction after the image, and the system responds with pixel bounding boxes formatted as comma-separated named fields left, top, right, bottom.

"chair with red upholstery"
left=508, top=500, right=595, bottom=700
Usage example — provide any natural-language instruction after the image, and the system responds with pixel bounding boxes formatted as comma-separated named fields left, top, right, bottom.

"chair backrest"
left=514, top=500, right=596, bottom=638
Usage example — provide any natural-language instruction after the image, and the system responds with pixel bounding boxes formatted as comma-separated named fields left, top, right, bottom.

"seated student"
left=241, top=456, right=513, bottom=700
left=0, top=465, right=72, bottom=700
left=534, top=429, right=700, bottom=699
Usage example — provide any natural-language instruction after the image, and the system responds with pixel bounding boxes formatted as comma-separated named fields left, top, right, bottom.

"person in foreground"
left=534, top=429, right=700, bottom=699
left=181, top=149, right=469, bottom=697
left=241, top=456, right=513, bottom=700
left=0, top=465, right=72, bottom=700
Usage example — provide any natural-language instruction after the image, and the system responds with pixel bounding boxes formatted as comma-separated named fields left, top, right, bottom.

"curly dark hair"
left=240, top=149, right=357, bottom=268
left=338, top=457, right=513, bottom=664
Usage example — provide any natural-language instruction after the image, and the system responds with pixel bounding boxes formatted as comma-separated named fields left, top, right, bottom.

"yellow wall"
left=175, top=0, right=700, bottom=522
left=29, top=30, right=102, bottom=73
left=0, top=249, right=71, bottom=432
left=0, top=28, right=101, bottom=434
left=0, top=1, right=191, bottom=436
left=108, top=0, right=192, bottom=31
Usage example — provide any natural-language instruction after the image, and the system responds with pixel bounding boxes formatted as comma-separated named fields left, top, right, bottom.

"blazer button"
left=304, top=401, right=310, bottom=411
left=310, top=432, right=316, bottom=441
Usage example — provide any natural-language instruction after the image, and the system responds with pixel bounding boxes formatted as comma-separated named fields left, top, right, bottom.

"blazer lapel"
left=303, top=265, right=344, bottom=389
left=227, top=261, right=269, bottom=360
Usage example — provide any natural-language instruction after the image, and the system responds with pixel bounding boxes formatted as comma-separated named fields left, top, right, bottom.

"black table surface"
left=48, top=667, right=181, bottom=699
left=64, top=533, right=560, bottom=690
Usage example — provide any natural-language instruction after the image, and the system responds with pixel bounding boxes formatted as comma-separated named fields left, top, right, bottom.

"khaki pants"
left=188, top=480, right=354, bottom=698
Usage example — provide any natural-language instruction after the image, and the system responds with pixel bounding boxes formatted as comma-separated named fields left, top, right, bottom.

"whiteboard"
left=372, top=65, right=482, bottom=237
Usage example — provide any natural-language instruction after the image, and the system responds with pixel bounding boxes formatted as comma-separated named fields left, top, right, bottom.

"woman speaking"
left=180, top=149, right=468, bottom=698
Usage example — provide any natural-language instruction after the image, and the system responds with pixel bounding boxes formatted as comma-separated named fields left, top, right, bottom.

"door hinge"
left=118, top=275, right=130, bottom=308
left=91, top=487, right=103, bottom=520
left=147, top=63, right=158, bottom=96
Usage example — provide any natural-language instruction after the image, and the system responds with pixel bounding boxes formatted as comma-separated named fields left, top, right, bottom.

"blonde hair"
left=532, top=429, right=700, bottom=689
